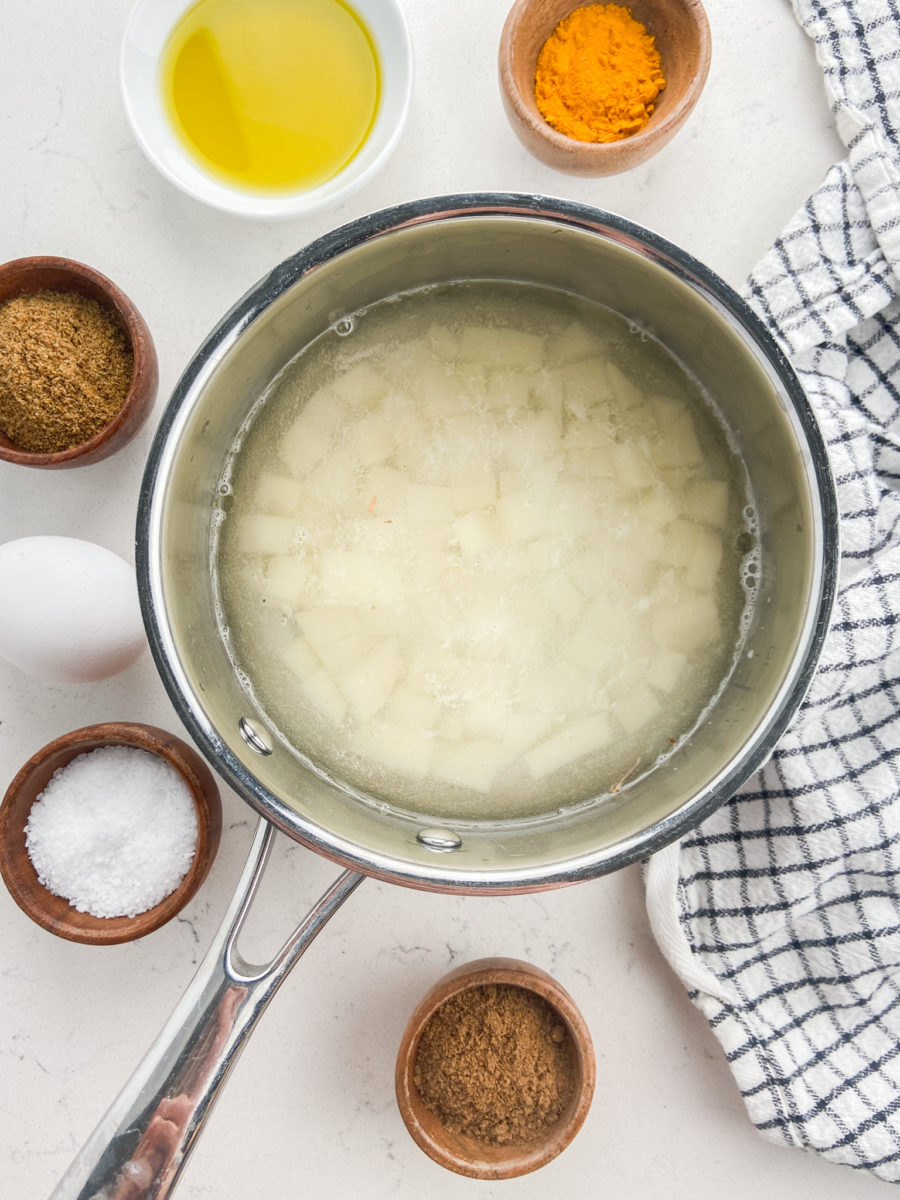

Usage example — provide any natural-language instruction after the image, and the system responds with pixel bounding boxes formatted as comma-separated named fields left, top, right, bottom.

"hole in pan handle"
left=49, top=818, right=365, bottom=1200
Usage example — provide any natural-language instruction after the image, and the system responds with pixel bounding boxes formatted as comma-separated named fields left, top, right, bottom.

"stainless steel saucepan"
left=53, top=196, right=838, bottom=1199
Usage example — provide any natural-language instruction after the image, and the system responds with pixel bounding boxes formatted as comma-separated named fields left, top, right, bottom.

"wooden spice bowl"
left=0, top=256, right=158, bottom=468
left=395, top=957, right=595, bottom=1179
left=0, top=722, right=222, bottom=945
left=498, top=0, right=711, bottom=175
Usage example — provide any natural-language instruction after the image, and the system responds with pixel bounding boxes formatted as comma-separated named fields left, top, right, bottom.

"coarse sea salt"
left=25, top=745, right=198, bottom=919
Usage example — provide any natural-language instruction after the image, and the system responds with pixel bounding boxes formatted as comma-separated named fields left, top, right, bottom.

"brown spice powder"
left=0, top=289, right=133, bottom=453
left=413, top=983, right=576, bottom=1145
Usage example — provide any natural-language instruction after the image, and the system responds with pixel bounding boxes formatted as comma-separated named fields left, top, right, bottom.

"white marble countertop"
left=1, top=2, right=892, bottom=1196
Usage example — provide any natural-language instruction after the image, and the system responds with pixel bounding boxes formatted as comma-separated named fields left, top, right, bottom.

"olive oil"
left=161, top=0, right=379, bottom=193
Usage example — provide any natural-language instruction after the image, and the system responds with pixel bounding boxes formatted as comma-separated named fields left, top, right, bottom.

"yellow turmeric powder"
left=535, top=4, right=666, bottom=144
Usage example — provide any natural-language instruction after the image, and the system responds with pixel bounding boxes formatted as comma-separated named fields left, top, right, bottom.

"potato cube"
left=431, top=737, right=513, bottom=793
left=318, top=550, right=403, bottom=607
left=349, top=721, right=433, bottom=779
left=280, top=414, right=331, bottom=476
left=496, top=490, right=545, bottom=542
left=282, top=634, right=320, bottom=681
left=685, top=479, right=731, bottom=529
left=654, top=412, right=703, bottom=468
left=651, top=593, right=721, bottom=650
left=524, top=713, right=612, bottom=778
left=452, top=510, right=498, bottom=557
left=341, top=414, right=395, bottom=466
left=607, top=362, right=644, bottom=410
left=611, top=443, right=654, bottom=490
left=380, top=687, right=441, bottom=731
left=457, top=326, right=543, bottom=369
left=254, top=472, right=301, bottom=516
left=406, top=483, right=458, bottom=523
left=547, top=321, right=605, bottom=365
left=297, top=609, right=374, bottom=677
left=299, top=668, right=348, bottom=726
left=486, top=370, right=533, bottom=410
left=342, top=639, right=401, bottom=721
left=685, top=527, right=724, bottom=590
left=450, top=470, right=497, bottom=512
left=542, top=573, right=584, bottom=620
left=426, top=323, right=458, bottom=360
left=646, top=648, right=686, bottom=693
left=331, top=361, right=388, bottom=408
left=364, top=465, right=408, bottom=516
left=634, top=490, right=678, bottom=531
left=616, top=682, right=661, bottom=735
left=233, top=513, right=297, bottom=555
left=265, top=555, right=319, bottom=606
left=560, top=358, right=608, bottom=417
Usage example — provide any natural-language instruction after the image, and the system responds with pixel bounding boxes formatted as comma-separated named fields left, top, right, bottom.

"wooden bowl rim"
left=0, top=722, right=222, bottom=944
left=0, top=255, right=158, bottom=467
left=498, top=0, right=712, bottom=157
left=395, top=956, right=596, bottom=1179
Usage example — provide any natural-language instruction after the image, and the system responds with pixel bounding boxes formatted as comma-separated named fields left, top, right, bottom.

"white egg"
left=0, top=536, right=146, bottom=683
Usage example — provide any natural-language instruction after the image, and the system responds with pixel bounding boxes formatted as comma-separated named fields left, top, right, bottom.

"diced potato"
left=547, top=321, right=605, bottom=365
left=435, top=709, right=466, bottom=740
left=501, top=711, right=556, bottom=755
left=280, top=414, right=331, bottom=476
left=685, top=527, right=724, bottom=590
left=380, top=687, right=441, bottom=731
left=341, top=414, right=395, bottom=466
left=563, top=419, right=614, bottom=451
left=349, top=721, right=433, bottom=779
left=607, top=362, right=644, bottom=410
left=318, top=550, right=403, bottom=607
left=301, top=385, right=344, bottom=434
left=611, top=443, right=654, bottom=490
left=535, top=369, right=565, bottom=422
left=501, top=411, right=560, bottom=468
left=634, top=490, right=678, bottom=530
left=296, top=609, right=375, bottom=677
left=254, top=472, right=301, bottom=516
left=496, top=490, right=547, bottom=542
left=414, top=361, right=464, bottom=417
left=457, top=326, right=543, bottom=369
left=299, top=668, right=348, bottom=726
left=431, top=737, right=514, bottom=793
left=452, top=510, right=498, bottom=557
left=654, top=412, right=703, bottom=468
left=649, top=395, right=686, bottom=432
left=542, top=573, right=584, bottom=620
left=524, top=713, right=612, bottom=778
left=651, top=593, right=721, bottom=651
left=265, top=555, right=319, bottom=606
left=646, top=648, right=686, bottom=693
left=406, top=483, right=458, bottom=523
left=559, top=358, right=608, bottom=417
left=486, top=369, right=533, bottom=410
left=281, top=632, right=318, bottom=677
left=341, top=639, right=401, bottom=721
left=527, top=537, right=562, bottom=572
left=565, top=447, right=607, bottom=479
left=426, top=323, right=457, bottom=360
left=331, top=361, right=388, bottom=407
left=302, top=451, right=361, bottom=510
left=685, top=479, right=731, bottom=529
left=233, top=513, right=297, bottom=555
left=616, top=682, right=661, bottom=735
left=450, top=470, right=497, bottom=512
left=364, top=465, right=408, bottom=516
left=463, top=698, right=510, bottom=740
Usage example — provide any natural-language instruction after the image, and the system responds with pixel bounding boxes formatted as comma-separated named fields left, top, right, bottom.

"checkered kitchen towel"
left=644, top=0, right=900, bottom=1182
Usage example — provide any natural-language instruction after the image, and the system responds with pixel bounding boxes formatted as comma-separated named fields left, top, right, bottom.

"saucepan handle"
left=50, top=818, right=365, bottom=1200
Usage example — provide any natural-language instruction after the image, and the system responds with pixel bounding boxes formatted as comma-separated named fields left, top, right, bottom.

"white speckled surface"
left=0, top=2, right=892, bottom=1197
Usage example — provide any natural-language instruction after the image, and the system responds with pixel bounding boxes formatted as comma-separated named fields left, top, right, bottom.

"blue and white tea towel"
left=645, top=0, right=900, bottom=1183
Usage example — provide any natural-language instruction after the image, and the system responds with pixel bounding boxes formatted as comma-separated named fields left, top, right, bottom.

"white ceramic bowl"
left=120, top=0, right=413, bottom=219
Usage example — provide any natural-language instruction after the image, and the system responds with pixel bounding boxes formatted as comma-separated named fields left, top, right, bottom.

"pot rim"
left=135, top=192, right=839, bottom=893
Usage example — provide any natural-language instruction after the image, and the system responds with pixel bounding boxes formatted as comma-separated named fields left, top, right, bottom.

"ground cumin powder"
left=413, top=983, right=576, bottom=1145
left=0, top=290, right=133, bottom=453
